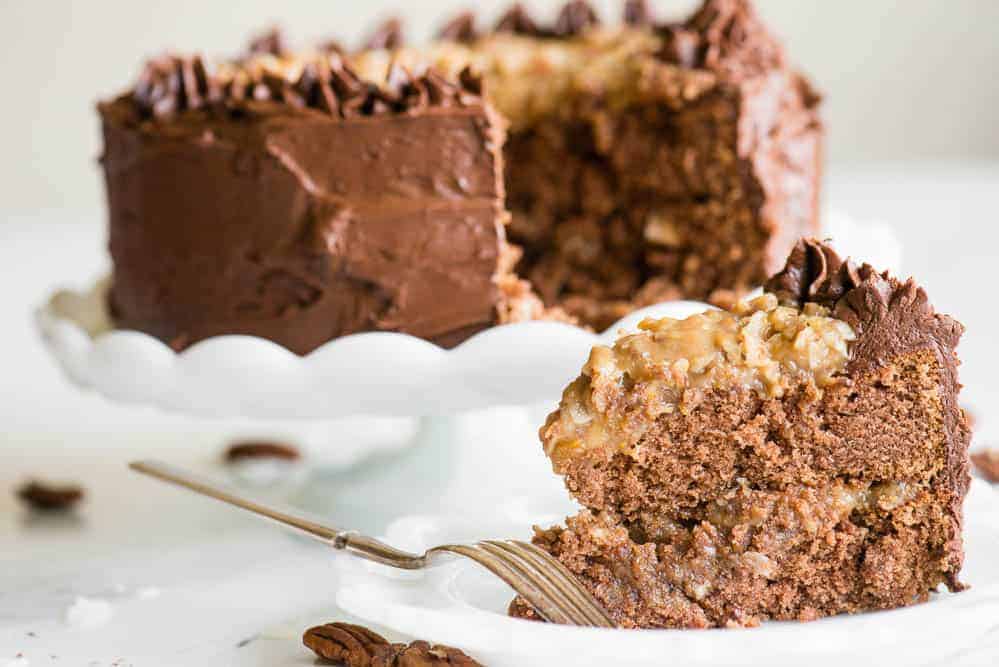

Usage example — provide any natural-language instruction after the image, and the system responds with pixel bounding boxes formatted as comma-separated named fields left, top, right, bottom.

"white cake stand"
left=34, top=211, right=901, bottom=529
left=35, top=276, right=711, bottom=527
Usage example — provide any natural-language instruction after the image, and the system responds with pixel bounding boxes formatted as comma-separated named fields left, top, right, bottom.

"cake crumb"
left=962, top=405, right=978, bottom=431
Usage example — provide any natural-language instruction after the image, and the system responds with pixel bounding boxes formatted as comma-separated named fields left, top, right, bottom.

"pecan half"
left=302, top=623, right=482, bottom=666
left=224, top=441, right=301, bottom=463
left=17, top=480, right=85, bottom=511
left=377, top=639, right=481, bottom=666
left=303, top=622, right=394, bottom=666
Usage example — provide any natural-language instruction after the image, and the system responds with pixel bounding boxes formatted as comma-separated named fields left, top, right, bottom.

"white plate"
left=335, top=481, right=999, bottom=667
left=34, top=212, right=900, bottom=419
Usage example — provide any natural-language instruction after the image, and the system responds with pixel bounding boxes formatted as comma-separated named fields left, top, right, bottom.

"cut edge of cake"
left=516, top=238, right=970, bottom=628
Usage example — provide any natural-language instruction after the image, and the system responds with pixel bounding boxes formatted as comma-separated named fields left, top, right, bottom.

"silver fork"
left=129, top=460, right=614, bottom=628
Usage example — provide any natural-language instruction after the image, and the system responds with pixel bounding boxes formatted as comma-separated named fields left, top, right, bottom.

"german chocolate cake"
left=512, top=239, right=971, bottom=627
left=98, top=0, right=822, bottom=353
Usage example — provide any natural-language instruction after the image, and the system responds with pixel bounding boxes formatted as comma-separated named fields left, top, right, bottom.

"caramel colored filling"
left=351, top=28, right=711, bottom=131
left=624, top=478, right=919, bottom=605
left=543, top=294, right=855, bottom=469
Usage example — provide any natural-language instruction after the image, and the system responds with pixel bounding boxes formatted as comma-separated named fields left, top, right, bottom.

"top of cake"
left=102, top=0, right=805, bottom=130
left=101, top=51, right=487, bottom=125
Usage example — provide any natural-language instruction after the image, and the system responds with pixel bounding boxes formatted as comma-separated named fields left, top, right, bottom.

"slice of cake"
left=97, top=0, right=821, bottom=354
left=514, top=239, right=970, bottom=628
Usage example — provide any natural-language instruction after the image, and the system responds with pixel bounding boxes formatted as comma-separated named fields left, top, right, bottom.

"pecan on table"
left=223, top=440, right=301, bottom=463
left=303, top=623, right=482, bottom=666
left=303, top=622, right=395, bottom=666
left=17, top=480, right=84, bottom=511
left=375, top=640, right=481, bottom=666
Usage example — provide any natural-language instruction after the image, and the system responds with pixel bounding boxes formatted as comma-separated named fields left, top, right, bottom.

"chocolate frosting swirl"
left=684, top=0, right=785, bottom=76
left=765, top=238, right=860, bottom=309
left=494, top=4, right=545, bottom=36
left=554, top=1, right=601, bottom=37
left=493, top=1, right=599, bottom=38
left=437, top=11, right=479, bottom=43
left=361, top=17, right=404, bottom=51
left=764, top=239, right=965, bottom=368
left=623, top=0, right=653, bottom=26
left=247, top=27, right=286, bottom=57
left=133, top=55, right=221, bottom=119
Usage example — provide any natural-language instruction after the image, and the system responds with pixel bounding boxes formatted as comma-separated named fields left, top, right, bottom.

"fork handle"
left=129, top=460, right=424, bottom=568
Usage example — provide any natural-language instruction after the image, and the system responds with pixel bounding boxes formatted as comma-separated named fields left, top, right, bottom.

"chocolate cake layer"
left=100, top=63, right=507, bottom=353
left=520, top=240, right=970, bottom=628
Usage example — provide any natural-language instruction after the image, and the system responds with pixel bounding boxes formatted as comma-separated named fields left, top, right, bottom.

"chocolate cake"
left=98, top=0, right=821, bottom=354
left=362, top=0, right=822, bottom=330
left=514, top=239, right=971, bottom=628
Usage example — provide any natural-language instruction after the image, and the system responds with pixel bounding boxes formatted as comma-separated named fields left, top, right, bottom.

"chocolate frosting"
left=361, top=17, right=404, bottom=51
left=247, top=27, right=286, bottom=57
left=133, top=55, right=221, bottom=119
left=765, top=239, right=965, bottom=376
left=765, top=239, right=970, bottom=586
left=437, top=11, right=478, bottom=43
left=124, top=53, right=483, bottom=122
left=100, top=97, right=506, bottom=354
left=451, top=0, right=785, bottom=78
left=494, top=4, right=545, bottom=36
left=554, top=1, right=601, bottom=37
left=684, top=0, right=785, bottom=76
left=623, top=0, right=653, bottom=26
left=492, top=1, right=600, bottom=38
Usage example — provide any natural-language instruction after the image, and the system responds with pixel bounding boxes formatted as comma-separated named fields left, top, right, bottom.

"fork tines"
left=451, top=539, right=614, bottom=627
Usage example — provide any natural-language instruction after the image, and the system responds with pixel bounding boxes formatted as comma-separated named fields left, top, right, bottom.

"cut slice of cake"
left=513, top=239, right=971, bottom=628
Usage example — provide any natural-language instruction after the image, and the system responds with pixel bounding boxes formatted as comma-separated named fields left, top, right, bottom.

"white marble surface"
left=1, top=162, right=998, bottom=666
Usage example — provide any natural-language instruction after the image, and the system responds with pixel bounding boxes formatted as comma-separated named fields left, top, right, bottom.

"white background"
left=2, top=2, right=999, bottom=665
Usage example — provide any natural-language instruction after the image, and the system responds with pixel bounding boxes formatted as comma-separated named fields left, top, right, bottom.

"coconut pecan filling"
left=543, top=293, right=855, bottom=469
